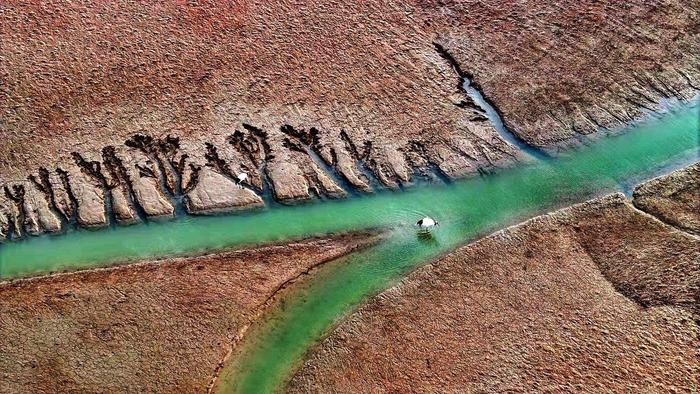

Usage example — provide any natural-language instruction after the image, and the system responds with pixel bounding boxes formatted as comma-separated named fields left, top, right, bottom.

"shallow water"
left=0, top=100, right=698, bottom=393
left=214, top=100, right=699, bottom=393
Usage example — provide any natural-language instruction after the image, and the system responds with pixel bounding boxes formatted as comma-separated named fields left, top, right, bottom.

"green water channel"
left=0, top=100, right=698, bottom=393
left=215, top=101, right=699, bottom=393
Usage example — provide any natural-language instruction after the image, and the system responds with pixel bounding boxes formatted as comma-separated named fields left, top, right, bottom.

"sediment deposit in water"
left=290, top=165, right=700, bottom=392
left=0, top=232, right=380, bottom=393
left=2, top=1, right=699, bottom=238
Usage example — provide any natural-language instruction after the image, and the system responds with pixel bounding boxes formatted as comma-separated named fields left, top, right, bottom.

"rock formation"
left=3, top=1, right=698, bottom=240
left=429, top=0, right=700, bottom=148
left=184, top=168, right=264, bottom=214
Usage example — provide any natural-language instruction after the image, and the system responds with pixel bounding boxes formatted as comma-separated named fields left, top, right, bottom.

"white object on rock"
left=236, top=172, right=249, bottom=188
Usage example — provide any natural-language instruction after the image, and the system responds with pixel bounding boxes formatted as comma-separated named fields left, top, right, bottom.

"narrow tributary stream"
left=0, top=100, right=698, bottom=393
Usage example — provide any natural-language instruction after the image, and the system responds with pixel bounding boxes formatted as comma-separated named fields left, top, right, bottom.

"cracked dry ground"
left=0, top=231, right=382, bottom=393
left=2, top=0, right=700, bottom=240
left=290, top=164, right=700, bottom=393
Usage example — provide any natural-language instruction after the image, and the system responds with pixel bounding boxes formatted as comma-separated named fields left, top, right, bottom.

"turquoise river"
left=0, top=99, right=698, bottom=393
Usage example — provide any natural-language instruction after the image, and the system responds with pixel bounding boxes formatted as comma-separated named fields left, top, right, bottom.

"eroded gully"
left=0, top=99, right=697, bottom=394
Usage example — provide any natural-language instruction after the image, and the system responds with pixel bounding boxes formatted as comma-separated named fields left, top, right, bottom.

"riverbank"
left=213, top=102, right=698, bottom=393
left=1, top=99, right=698, bottom=280
left=2, top=1, right=699, bottom=236
left=290, top=164, right=699, bottom=392
left=0, top=109, right=696, bottom=392
left=0, top=231, right=381, bottom=393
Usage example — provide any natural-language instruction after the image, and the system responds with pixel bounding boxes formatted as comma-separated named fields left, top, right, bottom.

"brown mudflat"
left=0, top=231, right=380, bottom=393
left=432, top=0, right=700, bottom=147
left=2, top=1, right=698, bottom=239
left=290, top=167, right=700, bottom=393
left=0, top=1, right=519, bottom=216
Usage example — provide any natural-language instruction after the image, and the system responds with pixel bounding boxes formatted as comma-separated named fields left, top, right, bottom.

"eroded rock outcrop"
left=48, top=169, right=78, bottom=223
left=320, top=139, right=372, bottom=192
left=121, top=137, right=181, bottom=218
left=111, top=185, right=139, bottom=226
left=0, top=181, right=62, bottom=238
left=0, top=115, right=519, bottom=239
left=1, top=1, right=698, bottom=239
left=21, top=182, right=62, bottom=235
left=66, top=165, right=108, bottom=229
left=0, top=144, right=185, bottom=238
left=184, top=168, right=264, bottom=215
left=0, top=193, right=17, bottom=241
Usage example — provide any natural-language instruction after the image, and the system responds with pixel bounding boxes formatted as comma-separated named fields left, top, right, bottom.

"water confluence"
left=0, top=100, right=698, bottom=393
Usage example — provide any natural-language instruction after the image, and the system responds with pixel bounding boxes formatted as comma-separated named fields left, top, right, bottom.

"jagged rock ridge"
left=0, top=114, right=520, bottom=240
left=2, top=0, right=699, bottom=239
